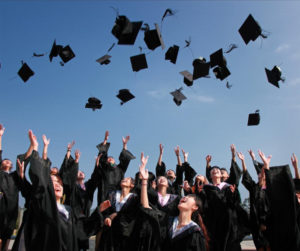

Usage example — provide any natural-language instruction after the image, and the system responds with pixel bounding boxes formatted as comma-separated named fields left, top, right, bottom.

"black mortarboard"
left=210, top=49, right=227, bottom=68
left=49, top=40, right=63, bottom=62
left=213, top=66, right=230, bottom=81
left=96, top=55, right=111, bottom=65
left=117, top=89, right=135, bottom=105
left=144, top=23, right=165, bottom=50
left=265, top=66, right=283, bottom=88
left=248, top=110, right=260, bottom=126
left=170, top=88, right=187, bottom=106
left=294, top=179, right=300, bottom=192
left=180, top=71, right=193, bottom=87
left=193, top=58, right=210, bottom=80
left=59, top=45, right=75, bottom=63
left=85, top=97, right=102, bottom=111
left=111, top=15, right=143, bottom=45
left=130, top=53, right=148, bottom=72
left=239, top=14, right=263, bottom=45
left=165, top=45, right=179, bottom=64
left=18, top=62, right=34, bottom=82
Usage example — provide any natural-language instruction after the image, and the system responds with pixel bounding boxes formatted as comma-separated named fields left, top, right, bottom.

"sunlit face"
left=51, top=175, right=63, bottom=200
left=210, top=167, right=221, bottom=179
left=107, top=157, right=115, bottom=165
left=1, top=159, right=13, bottom=171
left=178, top=195, right=198, bottom=212
left=221, top=170, right=229, bottom=181
left=157, top=176, right=168, bottom=188
left=166, top=170, right=176, bottom=180
left=120, top=177, right=133, bottom=188
left=77, top=170, right=85, bottom=180
left=296, top=192, right=300, bottom=204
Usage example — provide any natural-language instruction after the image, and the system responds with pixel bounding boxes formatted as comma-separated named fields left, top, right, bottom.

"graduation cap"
left=59, top=45, right=75, bottom=63
left=18, top=62, right=34, bottom=82
left=144, top=23, right=165, bottom=50
left=239, top=14, right=265, bottom=45
left=210, top=49, right=227, bottom=68
left=111, top=15, right=143, bottom=45
left=130, top=53, right=148, bottom=72
left=85, top=97, right=102, bottom=111
left=96, top=55, right=111, bottom=65
left=193, top=57, right=210, bottom=80
left=213, top=66, right=231, bottom=81
left=49, top=40, right=63, bottom=62
left=265, top=66, right=284, bottom=88
left=165, top=45, right=179, bottom=64
left=248, top=110, right=260, bottom=126
left=180, top=71, right=193, bottom=87
left=170, top=88, right=187, bottom=106
left=117, top=89, right=135, bottom=105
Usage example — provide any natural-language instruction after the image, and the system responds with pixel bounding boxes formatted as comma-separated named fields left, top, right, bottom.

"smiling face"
left=220, top=169, right=229, bottom=181
left=51, top=174, right=63, bottom=201
left=210, top=167, right=221, bottom=179
left=166, top=169, right=176, bottom=180
left=178, top=195, right=198, bottom=212
left=157, top=176, right=168, bottom=188
left=1, top=159, right=13, bottom=172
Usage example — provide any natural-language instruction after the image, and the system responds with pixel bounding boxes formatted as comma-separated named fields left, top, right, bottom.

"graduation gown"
left=95, top=142, right=135, bottom=204
left=242, top=170, right=270, bottom=249
left=98, top=191, right=139, bottom=251
left=0, top=150, right=21, bottom=246
left=22, top=150, right=103, bottom=251
left=265, top=165, right=300, bottom=251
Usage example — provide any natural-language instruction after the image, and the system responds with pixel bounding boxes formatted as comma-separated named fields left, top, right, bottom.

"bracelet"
left=141, top=180, right=148, bottom=185
left=67, top=149, right=71, bottom=152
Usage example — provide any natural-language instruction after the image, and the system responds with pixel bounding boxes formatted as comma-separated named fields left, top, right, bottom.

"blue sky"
left=1, top=0, right=300, bottom=206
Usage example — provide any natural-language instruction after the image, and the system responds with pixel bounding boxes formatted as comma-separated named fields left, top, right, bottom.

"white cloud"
left=190, top=94, right=215, bottom=103
left=275, top=44, right=290, bottom=53
left=147, top=89, right=167, bottom=99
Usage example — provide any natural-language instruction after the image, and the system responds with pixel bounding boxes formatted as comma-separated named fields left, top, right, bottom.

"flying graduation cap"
left=144, top=23, right=165, bottom=51
left=18, top=62, right=34, bottom=82
left=239, top=14, right=267, bottom=45
left=117, top=89, right=135, bottom=105
left=193, top=57, right=210, bottom=80
left=130, top=53, right=148, bottom=72
left=85, top=97, right=102, bottom=111
left=247, top=110, right=260, bottom=126
left=165, top=45, right=179, bottom=64
left=180, top=71, right=193, bottom=87
left=111, top=15, right=143, bottom=45
left=170, top=87, right=187, bottom=106
left=96, top=55, right=112, bottom=65
left=209, top=49, right=230, bottom=81
left=49, top=40, right=75, bottom=65
left=265, top=65, right=285, bottom=88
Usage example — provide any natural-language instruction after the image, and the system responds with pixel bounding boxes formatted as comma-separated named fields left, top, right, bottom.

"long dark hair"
left=188, top=194, right=210, bottom=251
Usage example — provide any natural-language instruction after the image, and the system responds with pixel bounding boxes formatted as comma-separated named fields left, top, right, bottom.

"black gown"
left=21, top=150, right=103, bottom=251
left=242, top=169, right=270, bottom=249
left=0, top=150, right=21, bottom=248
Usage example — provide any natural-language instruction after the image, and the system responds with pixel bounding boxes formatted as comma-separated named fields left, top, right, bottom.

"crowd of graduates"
left=0, top=124, right=300, bottom=251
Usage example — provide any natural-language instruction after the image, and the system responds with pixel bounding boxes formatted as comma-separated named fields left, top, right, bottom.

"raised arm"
left=291, top=153, right=300, bottom=179
left=66, top=140, right=75, bottom=160
left=42, top=134, right=50, bottom=160
left=122, top=135, right=130, bottom=150
left=174, top=145, right=182, bottom=167
left=0, top=124, right=4, bottom=152
left=231, top=144, right=236, bottom=162
left=237, top=152, right=247, bottom=172
left=258, top=150, right=272, bottom=170
left=157, top=143, right=164, bottom=167
left=96, top=131, right=110, bottom=159
left=139, top=152, right=150, bottom=209
left=205, top=155, right=212, bottom=183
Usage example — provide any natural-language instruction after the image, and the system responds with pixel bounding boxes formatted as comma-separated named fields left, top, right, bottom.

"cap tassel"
left=224, top=44, right=238, bottom=54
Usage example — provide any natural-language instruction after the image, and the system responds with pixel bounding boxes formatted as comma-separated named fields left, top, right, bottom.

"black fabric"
left=265, top=165, right=300, bottom=251
left=242, top=170, right=270, bottom=249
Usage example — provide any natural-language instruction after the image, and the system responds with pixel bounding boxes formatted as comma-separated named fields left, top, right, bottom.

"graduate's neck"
left=121, top=187, right=131, bottom=198
left=212, top=177, right=221, bottom=186
left=56, top=197, right=61, bottom=204
left=178, top=211, right=192, bottom=227
left=158, top=186, right=167, bottom=196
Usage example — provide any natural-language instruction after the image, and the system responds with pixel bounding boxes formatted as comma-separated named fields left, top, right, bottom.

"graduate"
left=139, top=153, right=208, bottom=251
left=14, top=130, right=110, bottom=251
left=0, top=124, right=23, bottom=251
left=239, top=150, right=270, bottom=251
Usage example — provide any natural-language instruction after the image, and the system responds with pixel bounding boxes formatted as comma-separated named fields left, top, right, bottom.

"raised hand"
left=230, top=144, right=236, bottom=160
left=237, top=152, right=245, bottom=161
left=42, top=135, right=50, bottom=146
left=248, top=149, right=256, bottom=161
left=182, top=148, right=189, bottom=162
left=104, top=131, right=109, bottom=141
left=258, top=150, right=272, bottom=170
left=0, top=124, right=5, bottom=137
left=174, top=145, right=180, bottom=156
left=67, top=140, right=75, bottom=151
left=291, top=153, right=298, bottom=169
left=99, top=200, right=111, bottom=212
left=122, top=135, right=130, bottom=150
left=17, top=159, right=25, bottom=179
left=28, top=130, right=38, bottom=150
left=206, top=155, right=212, bottom=168
left=139, top=152, right=149, bottom=180
left=75, top=149, right=81, bottom=163
left=159, top=144, right=164, bottom=155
